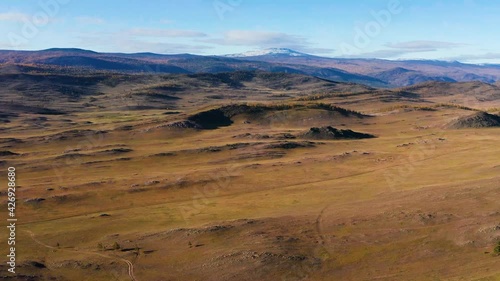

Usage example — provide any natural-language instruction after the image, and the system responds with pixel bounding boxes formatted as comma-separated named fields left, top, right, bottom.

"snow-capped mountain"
left=224, top=48, right=310, bottom=57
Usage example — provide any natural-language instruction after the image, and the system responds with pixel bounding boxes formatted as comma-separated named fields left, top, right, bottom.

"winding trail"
left=315, top=205, right=329, bottom=247
left=25, top=230, right=138, bottom=281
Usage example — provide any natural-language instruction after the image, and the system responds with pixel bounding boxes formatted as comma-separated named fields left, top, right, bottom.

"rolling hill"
left=1, top=56, right=500, bottom=281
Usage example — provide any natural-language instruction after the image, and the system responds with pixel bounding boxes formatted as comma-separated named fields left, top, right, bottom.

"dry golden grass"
left=1, top=74, right=500, bottom=280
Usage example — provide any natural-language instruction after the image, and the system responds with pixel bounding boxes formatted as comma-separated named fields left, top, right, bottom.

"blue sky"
left=0, top=0, right=499, bottom=62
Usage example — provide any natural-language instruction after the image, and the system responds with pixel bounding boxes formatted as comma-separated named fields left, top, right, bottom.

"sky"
left=0, top=0, right=499, bottom=63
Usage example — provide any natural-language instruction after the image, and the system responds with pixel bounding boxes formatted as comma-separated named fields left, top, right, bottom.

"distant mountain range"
left=1, top=48, right=499, bottom=87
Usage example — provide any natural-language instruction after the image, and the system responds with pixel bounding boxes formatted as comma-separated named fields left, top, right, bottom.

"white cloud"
left=0, top=12, right=28, bottom=22
left=159, top=19, right=175, bottom=24
left=76, top=34, right=213, bottom=54
left=385, top=40, right=465, bottom=50
left=76, top=16, right=105, bottom=25
left=341, top=48, right=433, bottom=59
left=0, top=11, right=60, bottom=26
left=202, top=30, right=334, bottom=54
left=205, top=30, right=305, bottom=46
left=340, top=49, right=406, bottom=59
left=443, top=52, right=500, bottom=61
left=342, top=40, right=468, bottom=59
left=126, top=28, right=207, bottom=38
left=123, top=40, right=213, bottom=54
left=0, top=41, right=18, bottom=48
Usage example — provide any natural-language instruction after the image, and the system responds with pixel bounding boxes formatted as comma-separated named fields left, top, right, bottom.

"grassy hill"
left=0, top=66, right=499, bottom=280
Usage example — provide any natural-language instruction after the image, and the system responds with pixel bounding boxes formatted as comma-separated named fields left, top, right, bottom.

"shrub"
left=494, top=241, right=500, bottom=256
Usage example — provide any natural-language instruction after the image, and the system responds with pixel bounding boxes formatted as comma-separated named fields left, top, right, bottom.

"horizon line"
left=0, top=47, right=497, bottom=66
